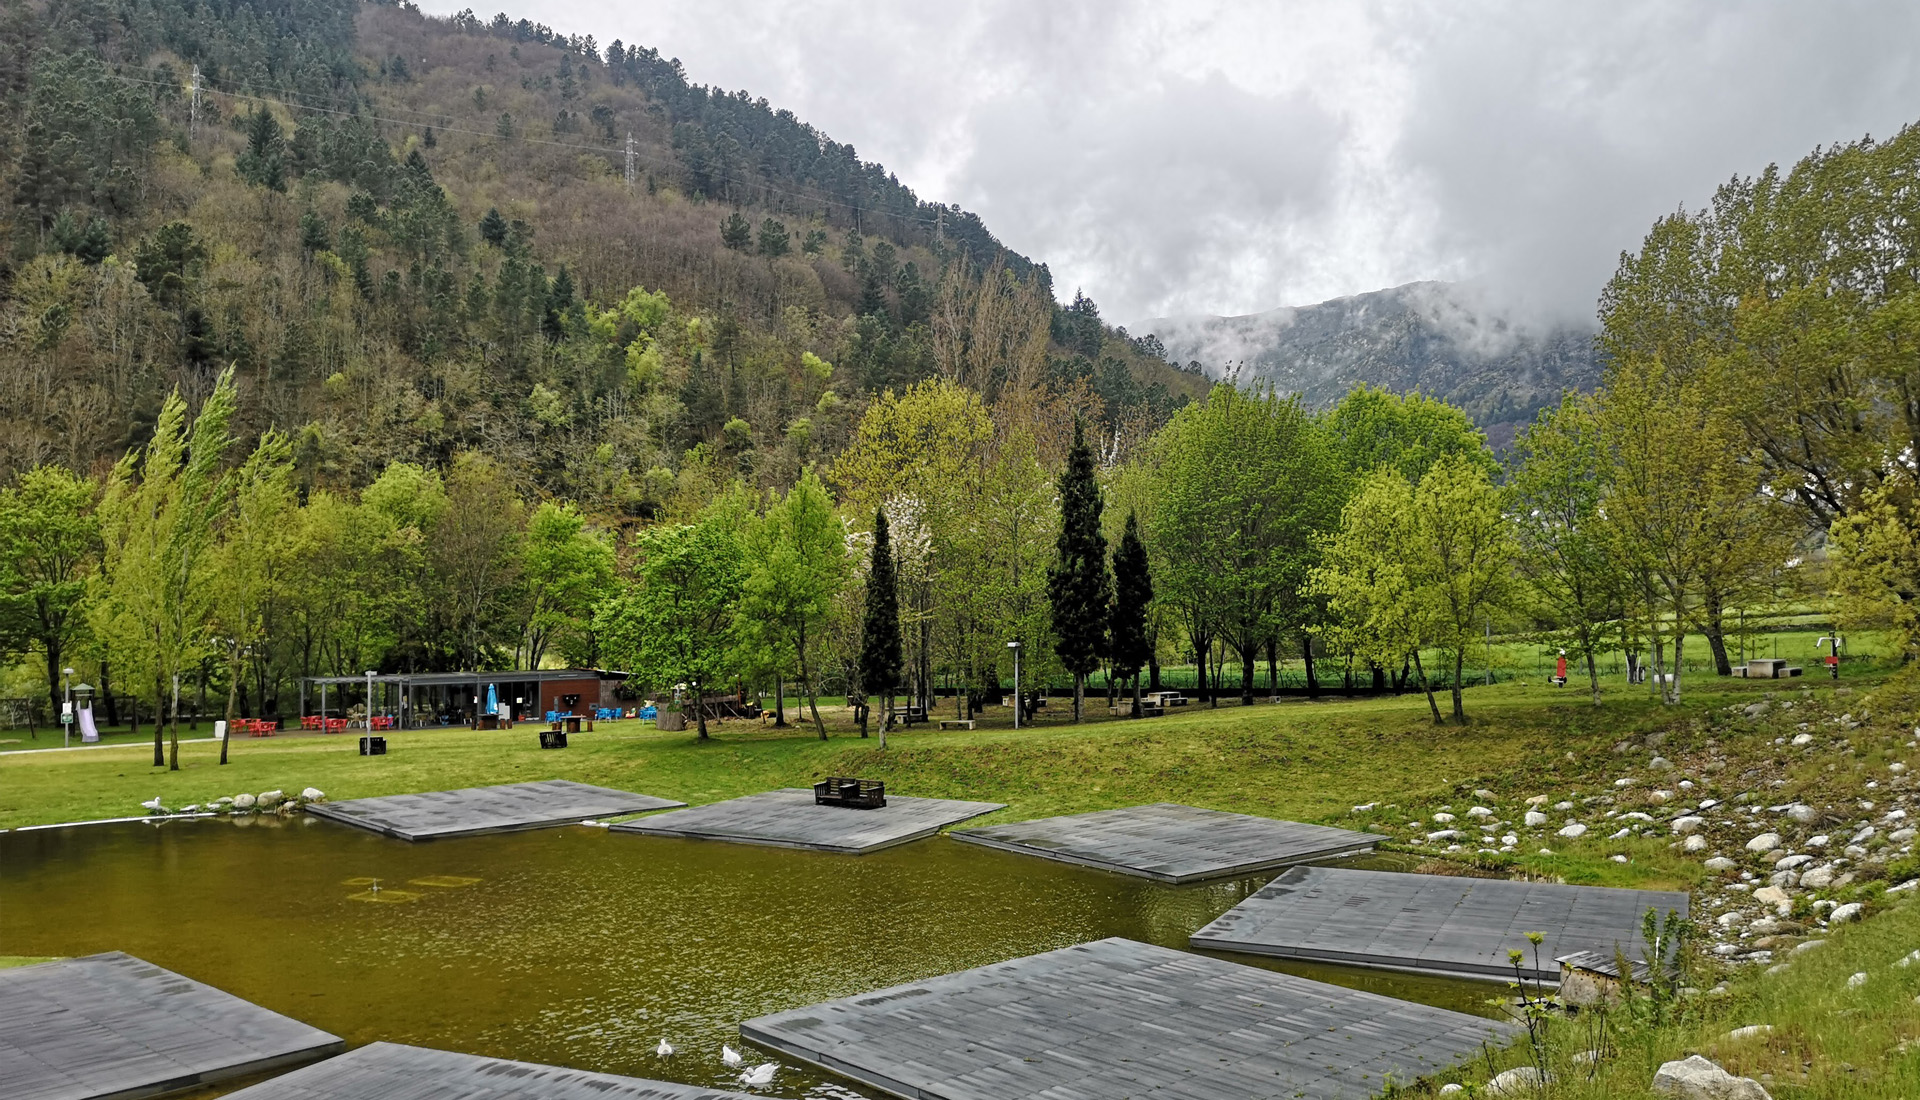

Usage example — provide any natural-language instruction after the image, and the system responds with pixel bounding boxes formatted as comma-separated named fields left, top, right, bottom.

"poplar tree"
left=1048, top=418, right=1108, bottom=722
left=858, top=508, right=902, bottom=743
left=1109, top=510, right=1152, bottom=717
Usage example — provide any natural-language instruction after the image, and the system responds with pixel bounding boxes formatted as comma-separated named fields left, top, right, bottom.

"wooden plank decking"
left=611, top=788, right=1005, bottom=854
left=1190, top=865, right=1691, bottom=982
left=214, top=1041, right=761, bottom=1100
left=0, top=952, right=343, bottom=1100
left=741, top=937, right=1515, bottom=1100
left=950, top=803, right=1378, bottom=883
left=304, top=779, right=684, bottom=841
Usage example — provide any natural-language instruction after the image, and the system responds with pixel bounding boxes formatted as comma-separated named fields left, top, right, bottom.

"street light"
left=61, top=667, right=75, bottom=748
left=1006, top=641, right=1022, bottom=730
left=365, top=670, right=377, bottom=730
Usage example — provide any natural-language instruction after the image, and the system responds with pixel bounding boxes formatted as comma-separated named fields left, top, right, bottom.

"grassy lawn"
left=0, top=673, right=1840, bottom=892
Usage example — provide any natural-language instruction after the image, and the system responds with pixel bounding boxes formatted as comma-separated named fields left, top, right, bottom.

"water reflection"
left=1, top=817, right=1504, bottom=1097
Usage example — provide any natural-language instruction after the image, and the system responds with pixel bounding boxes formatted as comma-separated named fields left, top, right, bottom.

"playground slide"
left=78, top=704, right=99, bottom=743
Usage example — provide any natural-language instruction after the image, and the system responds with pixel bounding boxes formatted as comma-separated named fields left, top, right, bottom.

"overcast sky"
left=429, top=1, right=1920, bottom=326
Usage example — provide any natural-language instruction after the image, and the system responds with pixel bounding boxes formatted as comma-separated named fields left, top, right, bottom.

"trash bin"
left=359, top=735, right=387, bottom=756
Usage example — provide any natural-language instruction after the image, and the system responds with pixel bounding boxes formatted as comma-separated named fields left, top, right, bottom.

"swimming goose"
left=721, top=1044, right=743, bottom=1068
left=740, top=1063, right=776, bottom=1087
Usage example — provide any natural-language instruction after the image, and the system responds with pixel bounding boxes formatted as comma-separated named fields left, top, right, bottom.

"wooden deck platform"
left=0, top=952, right=343, bottom=1100
left=741, top=937, right=1514, bottom=1100
left=1190, top=865, right=1691, bottom=982
left=949, top=803, right=1378, bottom=883
left=304, top=779, right=684, bottom=841
left=216, top=1041, right=760, bottom=1100
left=610, top=788, right=1005, bottom=854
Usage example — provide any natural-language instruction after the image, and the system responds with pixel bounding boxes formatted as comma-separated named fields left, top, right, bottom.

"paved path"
left=305, top=780, right=683, bottom=841
left=0, top=952, right=343, bottom=1100
left=216, top=1041, right=762, bottom=1100
left=743, top=937, right=1514, bottom=1100
left=950, top=803, right=1378, bottom=883
left=1191, top=865, right=1691, bottom=982
left=612, top=788, right=1004, bottom=853
left=0, top=738, right=220, bottom=756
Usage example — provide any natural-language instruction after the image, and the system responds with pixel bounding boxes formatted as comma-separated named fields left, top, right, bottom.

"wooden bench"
left=938, top=719, right=976, bottom=730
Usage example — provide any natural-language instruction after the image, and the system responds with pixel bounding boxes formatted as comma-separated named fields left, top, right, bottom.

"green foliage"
left=1108, top=510, right=1152, bottom=700
left=13, top=51, right=161, bottom=226
left=757, top=218, right=790, bottom=258
left=235, top=107, right=287, bottom=191
left=133, top=221, right=206, bottom=312
left=478, top=207, right=508, bottom=247
left=858, top=507, right=903, bottom=734
left=518, top=501, right=616, bottom=667
left=1325, top=385, right=1493, bottom=485
left=0, top=466, right=100, bottom=712
left=720, top=211, right=752, bottom=251
left=297, top=209, right=330, bottom=253
left=740, top=470, right=849, bottom=738
left=1047, top=419, right=1109, bottom=718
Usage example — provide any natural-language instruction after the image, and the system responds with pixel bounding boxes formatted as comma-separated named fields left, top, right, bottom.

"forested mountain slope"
left=0, top=0, right=1205, bottom=512
left=1144, top=281, right=1600, bottom=447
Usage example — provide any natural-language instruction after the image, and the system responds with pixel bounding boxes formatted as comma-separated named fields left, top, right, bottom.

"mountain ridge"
left=1140, top=281, right=1601, bottom=446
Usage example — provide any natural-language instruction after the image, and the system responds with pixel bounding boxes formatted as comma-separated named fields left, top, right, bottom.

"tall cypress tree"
left=1048, top=418, right=1110, bottom=722
left=858, top=508, right=902, bottom=743
left=1110, top=510, right=1153, bottom=717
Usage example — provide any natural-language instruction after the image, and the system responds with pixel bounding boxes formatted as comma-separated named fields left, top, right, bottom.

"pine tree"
left=1047, top=418, right=1110, bottom=722
left=478, top=207, right=508, bottom=247
left=757, top=218, right=790, bottom=258
left=858, top=508, right=903, bottom=743
left=235, top=107, right=286, bottom=192
left=720, top=211, right=752, bottom=251
left=1109, top=510, right=1153, bottom=717
left=298, top=209, right=329, bottom=253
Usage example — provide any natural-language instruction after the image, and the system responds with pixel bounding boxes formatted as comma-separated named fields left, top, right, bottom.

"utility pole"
left=625, top=131, right=636, bottom=189
left=189, top=65, right=203, bottom=142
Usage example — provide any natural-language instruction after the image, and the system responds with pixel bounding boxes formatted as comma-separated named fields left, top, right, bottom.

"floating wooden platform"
left=949, top=803, right=1378, bottom=883
left=742, top=937, right=1514, bottom=1100
left=0, top=951, right=343, bottom=1100
left=1190, top=865, right=1692, bottom=982
left=611, top=788, right=1005, bottom=854
left=305, top=780, right=684, bottom=841
left=216, top=1041, right=760, bottom=1100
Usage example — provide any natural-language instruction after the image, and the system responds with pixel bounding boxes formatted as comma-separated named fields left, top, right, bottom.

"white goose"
left=654, top=1038, right=674, bottom=1058
left=721, top=1044, right=744, bottom=1068
left=740, top=1063, right=777, bottom=1088
left=141, top=797, right=165, bottom=814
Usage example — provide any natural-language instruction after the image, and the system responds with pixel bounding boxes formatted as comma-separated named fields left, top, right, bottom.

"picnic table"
left=1145, top=691, right=1187, bottom=707
left=889, top=704, right=928, bottom=727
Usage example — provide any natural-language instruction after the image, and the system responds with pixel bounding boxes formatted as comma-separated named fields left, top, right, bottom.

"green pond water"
left=0, top=815, right=1506, bottom=1098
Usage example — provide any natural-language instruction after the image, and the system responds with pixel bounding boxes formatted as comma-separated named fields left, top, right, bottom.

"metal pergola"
left=298, top=670, right=627, bottom=729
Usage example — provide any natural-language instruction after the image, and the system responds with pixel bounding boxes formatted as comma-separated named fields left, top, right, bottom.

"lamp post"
left=61, top=666, right=75, bottom=747
left=365, top=670, right=377, bottom=729
left=1007, top=641, right=1022, bottom=730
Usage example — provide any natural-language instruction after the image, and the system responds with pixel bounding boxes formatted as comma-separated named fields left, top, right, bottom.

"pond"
left=0, top=815, right=1506, bottom=1097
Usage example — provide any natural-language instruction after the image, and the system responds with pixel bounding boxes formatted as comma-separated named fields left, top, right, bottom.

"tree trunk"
left=221, top=654, right=239, bottom=766
left=1266, top=638, right=1278, bottom=702
left=1301, top=633, right=1319, bottom=698
left=1193, top=635, right=1208, bottom=707
left=43, top=647, right=61, bottom=734
left=1450, top=646, right=1467, bottom=723
left=168, top=672, right=180, bottom=771
left=152, top=674, right=164, bottom=767
left=1412, top=650, right=1444, bottom=725
left=774, top=674, right=787, bottom=727
left=1148, top=652, right=1161, bottom=692
left=102, top=661, right=119, bottom=725
left=1703, top=594, right=1732, bottom=676
left=800, top=623, right=827, bottom=740
left=694, top=680, right=709, bottom=740
left=1371, top=663, right=1386, bottom=692
left=1072, top=673, right=1084, bottom=723
left=1585, top=648, right=1601, bottom=707
left=858, top=690, right=868, bottom=738
left=879, top=690, right=891, bottom=750
left=1131, top=674, right=1142, bottom=719
left=1239, top=644, right=1255, bottom=706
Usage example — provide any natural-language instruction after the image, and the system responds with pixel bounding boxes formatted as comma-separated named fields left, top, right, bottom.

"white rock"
left=1894, top=763, right=1909, bottom=774
left=1427, top=830, right=1460, bottom=841
left=1615, top=778, right=1635, bottom=788
left=1807, top=834, right=1830, bottom=848
left=1439, top=1086, right=1465, bottom=1096
left=1524, top=810, right=1549, bottom=827
left=300, top=787, right=325, bottom=802
left=1703, top=856, right=1737, bottom=872
left=1554, top=801, right=1575, bottom=811
left=1753, top=885, right=1792, bottom=914
left=1611, top=854, right=1630, bottom=863
left=1486, top=1066, right=1553, bottom=1097
left=1526, top=794, right=1549, bottom=806
left=1892, top=827, right=1916, bottom=844
left=232, top=793, right=257, bottom=810
left=1502, top=834, right=1518, bottom=846
left=1572, top=1050, right=1601, bottom=1065
left=1433, top=812, right=1457, bottom=823
left=1830, top=902, right=1864, bottom=924
left=1650, top=756, right=1674, bottom=770
left=256, top=790, right=284, bottom=808
left=1847, top=971, right=1868, bottom=988
left=1467, top=806, right=1494, bottom=819
left=1558, top=823, right=1588, bottom=838
left=1746, top=832, right=1783, bottom=853
left=1896, top=950, right=1920, bottom=968
left=1352, top=803, right=1377, bottom=813
left=1673, top=816, right=1706, bottom=834
left=1624, top=811, right=1655, bottom=822
left=1890, top=879, right=1919, bottom=894
left=1793, top=939, right=1826, bottom=954
left=1684, top=835, right=1709, bottom=852
left=1798, top=865, right=1835, bottom=889
left=1775, top=855, right=1813, bottom=870
left=1652, top=790, right=1673, bottom=803
left=1609, top=828, right=1632, bottom=840
left=1724, top=1025, right=1773, bottom=1042
left=1651, top=1054, right=1772, bottom=1100
left=1473, top=789, right=1497, bottom=800
left=1786, top=804, right=1818, bottom=824
left=1792, top=732, right=1814, bottom=746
